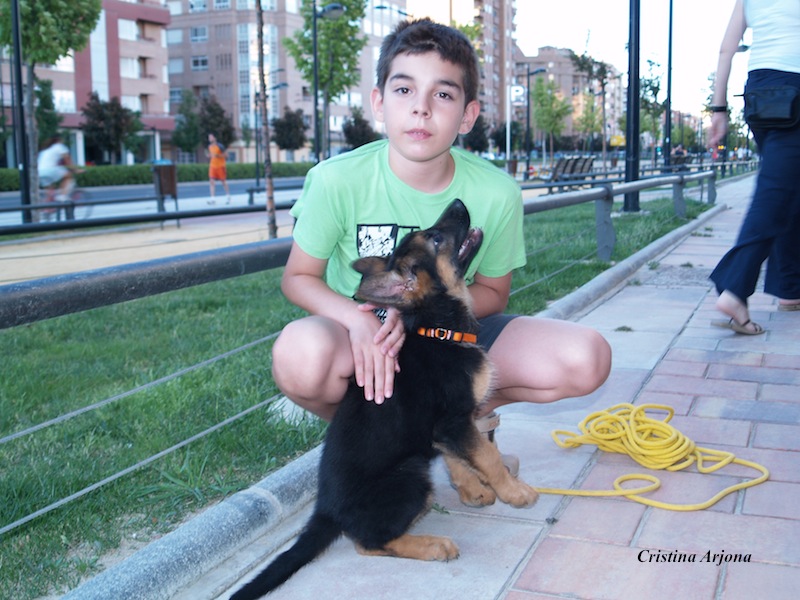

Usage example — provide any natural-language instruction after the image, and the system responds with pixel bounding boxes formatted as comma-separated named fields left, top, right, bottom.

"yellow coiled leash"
left=533, top=403, right=770, bottom=511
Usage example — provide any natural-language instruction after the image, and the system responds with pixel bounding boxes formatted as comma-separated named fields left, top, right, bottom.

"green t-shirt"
left=290, top=140, right=526, bottom=298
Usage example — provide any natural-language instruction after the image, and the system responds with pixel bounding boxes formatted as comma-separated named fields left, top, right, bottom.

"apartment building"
left=165, top=0, right=410, bottom=163
left=516, top=45, right=625, bottom=152
left=1, top=0, right=174, bottom=166
left=407, top=0, right=516, bottom=130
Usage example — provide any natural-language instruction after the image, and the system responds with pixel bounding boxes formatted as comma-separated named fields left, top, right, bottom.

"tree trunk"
left=256, top=0, right=277, bottom=238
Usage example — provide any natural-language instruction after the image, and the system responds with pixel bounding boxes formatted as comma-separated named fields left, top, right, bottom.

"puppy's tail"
left=230, top=512, right=341, bottom=600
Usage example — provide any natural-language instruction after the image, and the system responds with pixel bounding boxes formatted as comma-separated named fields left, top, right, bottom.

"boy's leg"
left=481, top=316, right=611, bottom=414
left=271, top=316, right=355, bottom=422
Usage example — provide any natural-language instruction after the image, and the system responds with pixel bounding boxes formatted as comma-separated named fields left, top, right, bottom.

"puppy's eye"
left=430, top=233, right=443, bottom=248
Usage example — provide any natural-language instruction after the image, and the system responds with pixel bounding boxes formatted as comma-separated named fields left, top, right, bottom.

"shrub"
left=0, top=163, right=315, bottom=191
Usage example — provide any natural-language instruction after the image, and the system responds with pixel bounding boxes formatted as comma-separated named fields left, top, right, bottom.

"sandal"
left=475, top=411, right=520, bottom=476
left=711, top=318, right=765, bottom=335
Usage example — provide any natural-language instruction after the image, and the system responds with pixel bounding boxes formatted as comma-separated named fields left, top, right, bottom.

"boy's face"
left=371, top=51, right=479, bottom=168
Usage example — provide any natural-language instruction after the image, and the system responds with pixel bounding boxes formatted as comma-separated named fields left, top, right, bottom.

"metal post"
left=10, top=0, right=31, bottom=222
left=663, top=0, right=673, bottom=170
left=254, top=93, right=261, bottom=188
left=312, top=0, right=320, bottom=162
left=623, top=0, right=641, bottom=212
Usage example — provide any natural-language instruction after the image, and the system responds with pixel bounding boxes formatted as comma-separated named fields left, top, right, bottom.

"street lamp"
left=313, top=1, right=345, bottom=162
left=375, top=4, right=411, bottom=17
left=525, top=66, right=546, bottom=180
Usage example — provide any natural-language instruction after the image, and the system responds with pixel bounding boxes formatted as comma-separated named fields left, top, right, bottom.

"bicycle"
left=38, top=183, right=94, bottom=222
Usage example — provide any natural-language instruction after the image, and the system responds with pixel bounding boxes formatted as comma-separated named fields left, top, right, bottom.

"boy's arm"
left=281, top=241, right=402, bottom=403
left=469, top=272, right=512, bottom=318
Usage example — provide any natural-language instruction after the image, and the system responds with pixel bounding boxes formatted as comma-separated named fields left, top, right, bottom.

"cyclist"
left=38, top=135, right=75, bottom=203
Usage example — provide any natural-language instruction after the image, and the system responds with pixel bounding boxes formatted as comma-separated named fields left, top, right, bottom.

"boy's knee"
left=271, top=320, right=341, bottom=392
left=570, top=329, right=611, bottom=393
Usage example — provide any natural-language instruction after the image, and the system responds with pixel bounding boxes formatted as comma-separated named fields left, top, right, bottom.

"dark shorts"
left=477, top=313, right=519, bottom=350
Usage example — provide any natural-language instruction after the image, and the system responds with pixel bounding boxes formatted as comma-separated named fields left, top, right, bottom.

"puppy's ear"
left=352, top=256, right=388, bottom=276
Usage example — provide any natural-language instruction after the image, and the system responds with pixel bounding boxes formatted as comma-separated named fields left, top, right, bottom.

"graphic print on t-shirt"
left=356, top=223, right=418, bottom=257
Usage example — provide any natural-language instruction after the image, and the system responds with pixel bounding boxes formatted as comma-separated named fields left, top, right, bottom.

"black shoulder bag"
left=743, top=85, right=800, bottom=129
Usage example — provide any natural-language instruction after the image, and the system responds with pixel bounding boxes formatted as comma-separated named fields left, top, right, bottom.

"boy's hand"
left=352, top=304, right=405, bottom=404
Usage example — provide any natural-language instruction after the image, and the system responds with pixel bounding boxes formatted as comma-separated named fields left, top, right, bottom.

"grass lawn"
left=0, top=196, right=710, bottom=598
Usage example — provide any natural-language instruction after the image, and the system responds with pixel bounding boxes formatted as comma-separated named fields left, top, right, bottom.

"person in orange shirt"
left=206, top=133, right=230, bottom=204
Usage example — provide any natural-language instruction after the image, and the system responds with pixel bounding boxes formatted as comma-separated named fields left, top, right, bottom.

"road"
left=0, top=177, right=305, bottom=228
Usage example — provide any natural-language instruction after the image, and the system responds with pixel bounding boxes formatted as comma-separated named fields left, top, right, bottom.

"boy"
left=272, top=19, right=611, bottom=468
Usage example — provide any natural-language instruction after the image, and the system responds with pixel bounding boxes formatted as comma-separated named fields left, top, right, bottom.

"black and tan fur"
left=231, top=200, right=538, bottom=600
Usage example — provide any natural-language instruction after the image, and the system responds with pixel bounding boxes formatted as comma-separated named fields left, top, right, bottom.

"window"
left=166, top=1, right=182, bottom=16
left=121, top=95, right=141, bottom=111
left=169, top=88, right=183, bottom=104
left=190, top=26, right=208, bottom=42
left=191, top=56, right=209, bottom=71
left=189, top=0, right=207, bottom=13
left=120, top=57, right=138, bottom=78
left=53, top=89, right=76, bottom=113
left=166, top=29, right=183, bottom=45
left=214, top=0, right=230, bottom=9
left=118, top=19, right=137, bottom=41
left=168, top=58, right=184, bottom=74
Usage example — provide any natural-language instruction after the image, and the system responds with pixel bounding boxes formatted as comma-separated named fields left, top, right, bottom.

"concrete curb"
left=63, top=446, right=322, bottom=600
left=63, top=202, right=728, bottom=599
left=538, top=203, right=726, bottom=320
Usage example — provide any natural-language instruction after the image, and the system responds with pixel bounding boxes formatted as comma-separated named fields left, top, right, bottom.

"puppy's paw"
left=497, top=479, right=539, bottom=508
left=417, top=535, right=460, bottom=562
left=452, top=478, right=497, bottom=507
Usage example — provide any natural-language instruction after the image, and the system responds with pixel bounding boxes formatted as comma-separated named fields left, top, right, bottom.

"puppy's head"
left=352, top=199, right=483, bottom=311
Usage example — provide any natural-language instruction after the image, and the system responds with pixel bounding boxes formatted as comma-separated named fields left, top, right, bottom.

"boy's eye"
left=436, top=92, right=452, bottom=100
left=395, top=87, right=411, bottom=95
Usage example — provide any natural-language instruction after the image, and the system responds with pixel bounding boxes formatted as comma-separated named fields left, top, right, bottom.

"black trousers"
left=710, top=69, right=800, bottom=303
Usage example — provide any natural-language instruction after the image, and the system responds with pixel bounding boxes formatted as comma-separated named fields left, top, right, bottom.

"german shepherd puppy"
left=231, top=199, right=538, bottom=600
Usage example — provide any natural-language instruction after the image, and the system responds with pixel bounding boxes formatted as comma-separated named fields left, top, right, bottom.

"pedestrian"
left=270, top=19, right=611, bottom=471
left=709, top=0, right=800, bottom=334
left=206, top=133, right=231, bottom=204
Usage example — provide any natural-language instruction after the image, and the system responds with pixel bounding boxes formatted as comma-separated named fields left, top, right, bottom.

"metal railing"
left=0, top=170, right=718, bottom=330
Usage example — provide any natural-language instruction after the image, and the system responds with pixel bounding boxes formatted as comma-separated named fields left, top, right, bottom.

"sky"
left=515, top=0, right=750, bottom=116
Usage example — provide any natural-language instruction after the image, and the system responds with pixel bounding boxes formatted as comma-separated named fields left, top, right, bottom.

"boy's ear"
left=458, top=100, right=481, bottom=135
left=370, top=87, right=386, bottom=124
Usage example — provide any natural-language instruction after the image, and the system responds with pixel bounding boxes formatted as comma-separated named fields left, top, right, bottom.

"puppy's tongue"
left=458, top=228, right=483, bottom=261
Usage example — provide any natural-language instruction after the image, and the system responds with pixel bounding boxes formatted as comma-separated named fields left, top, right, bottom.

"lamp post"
left=525, top=66, right=546, bottom=181
left=663, top=0, right=673, bottom=170
left=312, top=1, right=345, bottom=162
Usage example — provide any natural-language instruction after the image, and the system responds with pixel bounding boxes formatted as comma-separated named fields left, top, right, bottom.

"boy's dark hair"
left=376, top=18, right=480, bottom=106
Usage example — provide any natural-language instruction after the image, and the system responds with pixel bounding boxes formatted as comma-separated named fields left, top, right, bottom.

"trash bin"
left=151, top=160, right=178, bottom=212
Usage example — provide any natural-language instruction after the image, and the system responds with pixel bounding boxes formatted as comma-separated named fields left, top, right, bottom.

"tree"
left=570, top=50, right=612, bottom=164
left=81, top=92, right=145, bottom=164
left=0, top=0, right=101, bottom=209
left=172, top=90, right=202, bottom=155
left=35, top=79, right=62, bottom=148
left=490, top=121, right=524, bottom=156
left=199, top=96, right=236, bottom=148
left=532, top=77, right=572, bottom=166
left=640, top=60, right=664, bottom=166
left=342, top=106, right=380, bottom=150
left=284, top=0, right=368, bottom=159
left=462, top=114, right=489, bottom=153
left=575, top=92, right=601, bottom=151
left=272, top=106, right=309, bottom=152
